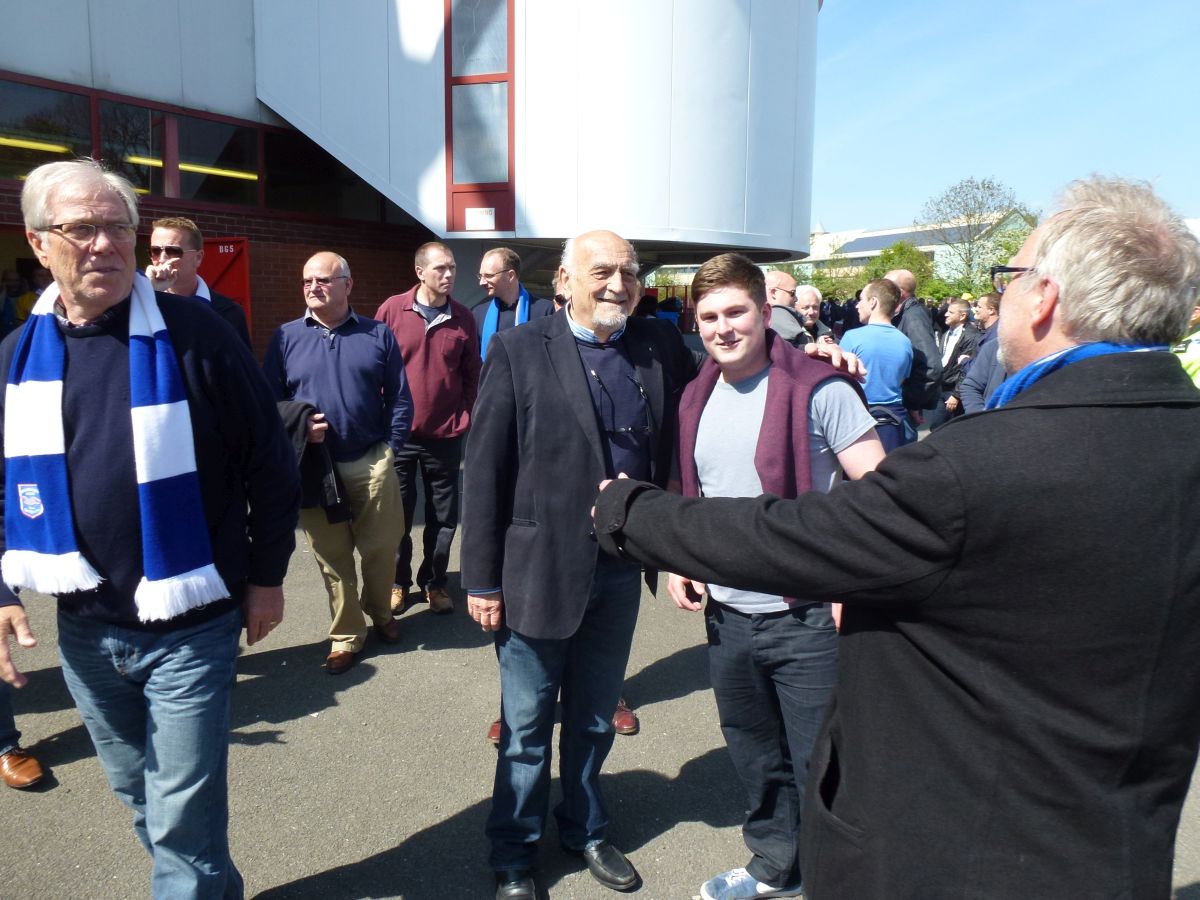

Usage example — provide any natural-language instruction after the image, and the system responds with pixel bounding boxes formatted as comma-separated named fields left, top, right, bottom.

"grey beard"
left=593, top=304, right=629, bottom=332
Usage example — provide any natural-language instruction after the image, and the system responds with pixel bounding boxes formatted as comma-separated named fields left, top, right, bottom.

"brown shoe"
left=0, top=748, right=44, bottom=789
left=376, top=618, right=402, bottom=644
left=390, top=586, right=408, bottom=615
left=325, top=649, right=358, bottom=675
left=426, top=586, right=454, bottom=615
left=612, top=699, right=639, bottom=736
left=486, top=717, right=502, bottom=745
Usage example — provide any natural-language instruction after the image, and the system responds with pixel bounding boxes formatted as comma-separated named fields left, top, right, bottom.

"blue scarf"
left=3, top=273, right=228, bottom=621
left=987, top=342, right=1166, bottom=409
left=480, top=284, right=530, bottom=359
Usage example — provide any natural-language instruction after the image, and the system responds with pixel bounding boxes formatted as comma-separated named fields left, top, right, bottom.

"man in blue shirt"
left=839, top=279, right=914, bottom=452
left=263, top=252, right=413, bottom=674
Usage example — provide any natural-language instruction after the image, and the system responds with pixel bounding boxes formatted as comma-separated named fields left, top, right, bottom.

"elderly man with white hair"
left=0, top=159, right=298, bottom=898
left=595, top=175, right=1200, bottom=899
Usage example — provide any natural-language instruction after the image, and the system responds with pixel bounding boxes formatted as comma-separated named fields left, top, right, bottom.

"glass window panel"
left=451, top=0, right=508, bottom=76
left=177, top=115, right=258, bottom=206
left=451, top=82, right=508, bottom=185
left=264, top=131, right=381, bottom=221
left=0, top=80, right=91, bottom=182
left=99, top=100, right=164, bottom=195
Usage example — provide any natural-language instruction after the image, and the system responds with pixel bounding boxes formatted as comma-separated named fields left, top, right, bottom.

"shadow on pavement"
left=255, top=747, right=741, bottom=899
left=621, top=641, right=709, bottom=708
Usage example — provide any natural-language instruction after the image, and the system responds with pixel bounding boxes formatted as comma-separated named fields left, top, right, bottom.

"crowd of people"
left=1, top=159, right=1199, bottom=900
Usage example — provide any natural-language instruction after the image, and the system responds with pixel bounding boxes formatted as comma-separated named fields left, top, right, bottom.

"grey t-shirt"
left=695, top=365, right=875, bottom=613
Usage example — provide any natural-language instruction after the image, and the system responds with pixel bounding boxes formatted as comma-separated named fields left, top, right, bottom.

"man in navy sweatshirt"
left=0, top=159, right=298, bottom=898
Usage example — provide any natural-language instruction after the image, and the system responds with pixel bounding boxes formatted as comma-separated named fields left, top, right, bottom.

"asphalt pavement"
left=2, top=533, right=1200, bottom=899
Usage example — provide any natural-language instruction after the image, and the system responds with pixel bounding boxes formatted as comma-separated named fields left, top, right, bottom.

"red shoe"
left=612, top=699, right=639, bottom=736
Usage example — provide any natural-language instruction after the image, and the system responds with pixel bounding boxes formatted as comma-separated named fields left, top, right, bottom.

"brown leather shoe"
left=390, top=586, right=408, bottom=614
left=376, top=618, right=402, bottom=644
left=486, top=717, right=502, bottom=745
left=325, top=649, right=358, bottom=675
left=0, top=748, right=44, bottom=789
left=426, top=586, right=454, bottom=615
left=612, top=699, right=639, bottom=736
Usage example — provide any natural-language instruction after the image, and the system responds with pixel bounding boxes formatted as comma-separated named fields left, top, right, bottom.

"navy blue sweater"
left=0, top=295, right=300, bottom=629
left=262, top=310, right=413, bottom=462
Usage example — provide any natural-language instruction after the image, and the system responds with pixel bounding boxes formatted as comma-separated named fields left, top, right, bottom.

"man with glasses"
left=473, top=247, right=554, bottom=360
left=145, top=216, right=251, bottom=347
left=765, top=269, right=806, bottom=346
left=263, top=252, right=412, bottom=674
left=0, top=159, right=298, bottom=897
left=594, top=176, right=1200, bottom=898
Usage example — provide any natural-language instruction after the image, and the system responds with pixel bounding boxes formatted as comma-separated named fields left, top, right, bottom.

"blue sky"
left=810, top=0, right=1200, bottom=232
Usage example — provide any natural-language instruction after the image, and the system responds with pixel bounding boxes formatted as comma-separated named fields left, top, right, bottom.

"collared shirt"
left=941, top=325, right=962, bottom=366
left=566, top=303, right=627, bottom=344
left=262, top=307, right=413, bottom=461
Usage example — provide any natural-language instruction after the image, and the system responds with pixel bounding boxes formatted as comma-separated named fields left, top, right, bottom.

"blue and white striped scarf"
left=3, top=273, right=228, bottom=621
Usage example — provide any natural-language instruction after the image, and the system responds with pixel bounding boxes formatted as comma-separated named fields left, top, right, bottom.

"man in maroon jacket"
left=375, top=242, right=481, bottom=615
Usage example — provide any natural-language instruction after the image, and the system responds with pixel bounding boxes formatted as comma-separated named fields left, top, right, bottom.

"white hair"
left=1034, top=175, right=1200, bottom=345
left=22, top=159, right=139, bottom=232
left=795, top=285, right=822, bottom=304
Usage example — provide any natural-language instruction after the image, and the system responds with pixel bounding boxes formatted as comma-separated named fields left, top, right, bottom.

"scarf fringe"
left=2, top=550, right=103, bottom=595
left=134, top=565, right=229, bottom=622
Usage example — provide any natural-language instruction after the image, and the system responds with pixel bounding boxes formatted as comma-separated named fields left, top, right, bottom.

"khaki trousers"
left=300, top=443, right=405, bottom=652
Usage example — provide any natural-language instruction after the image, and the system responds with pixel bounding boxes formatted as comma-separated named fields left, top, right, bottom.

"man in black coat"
left=146, top=216, right=252, bottom=347
left=462, top=230, right=696, bottom=899
left=884, top=268, right=942, bottom=437
left=926, top=296, right=981, bottom=429
left=593, top=176, right=1200, bottom=899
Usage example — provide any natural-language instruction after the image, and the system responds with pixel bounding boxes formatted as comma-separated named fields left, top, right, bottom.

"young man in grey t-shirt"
left=668, top=253, right=884, bottom=900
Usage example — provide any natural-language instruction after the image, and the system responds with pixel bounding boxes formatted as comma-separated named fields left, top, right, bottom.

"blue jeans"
left=706, top=599, right=838, bottom=888
left=487, top=556, right=642, bottom=871
left=0, top=679, right=19, bottom=754
left=57, top=607, right=244, bottom=899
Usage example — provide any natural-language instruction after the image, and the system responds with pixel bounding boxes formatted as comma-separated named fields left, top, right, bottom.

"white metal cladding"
left=255, top=0, right=818, bottom=255
left=3, top=0, right=819, bottom=257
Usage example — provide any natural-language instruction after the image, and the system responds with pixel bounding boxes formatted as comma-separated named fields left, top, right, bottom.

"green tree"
left=916, top=176, right=1030, bottom=293
left=862, top=240, right=934, bottom=285
left=806, top=244, right=862, bottom=300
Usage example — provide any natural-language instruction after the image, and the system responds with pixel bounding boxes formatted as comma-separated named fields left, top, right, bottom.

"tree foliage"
left=916, top=177, right=1032, bottom=293
left=862, top=240, right=934, bottom=285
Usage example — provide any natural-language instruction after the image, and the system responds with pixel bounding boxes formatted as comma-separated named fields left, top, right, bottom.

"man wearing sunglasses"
left=146, top=217, right=251, bottom=347
left=595, top=176, right=1200, bottom=899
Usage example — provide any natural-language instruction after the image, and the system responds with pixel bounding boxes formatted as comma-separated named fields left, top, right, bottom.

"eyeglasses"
left=990, top=265, right=1035, bottom=294
left=587, top=368, right=653, bottom=438
left=149, top=244, right=197, bottom=259
left=770, top=286, right=796, bottom=298
left=478, top=269, right=512, bottom=281
left=49, top=222, right=137, bottom=244
left=302, top=275, right=349, bottom=288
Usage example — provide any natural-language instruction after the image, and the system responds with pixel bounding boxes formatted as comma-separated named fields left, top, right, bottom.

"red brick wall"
left=0, top=184, right=431, bottom=357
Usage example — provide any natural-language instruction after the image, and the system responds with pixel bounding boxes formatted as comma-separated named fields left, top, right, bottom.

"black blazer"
left=210, top=290, right=252, bottom=348
left=596, top=352, right=1200, bottom=899
left=461, top=310, right=695, bottom=640
left=937, top=322, right=981, bottom=396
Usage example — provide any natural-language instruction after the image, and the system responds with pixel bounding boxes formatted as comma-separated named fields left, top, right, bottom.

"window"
left=264, top=131, right=378, bottom=220
left=177, top=115, right=258, bottom=206
left=0, top=81, right=90, bottom=181
left=99, top=100, right=165, bottom=195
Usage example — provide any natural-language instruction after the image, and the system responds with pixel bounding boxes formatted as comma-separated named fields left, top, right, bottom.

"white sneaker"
left=700, top=867, right=803, bottom=900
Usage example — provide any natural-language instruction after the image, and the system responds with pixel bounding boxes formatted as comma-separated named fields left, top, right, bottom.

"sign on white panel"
left=465, top=208, right=497, bottom=231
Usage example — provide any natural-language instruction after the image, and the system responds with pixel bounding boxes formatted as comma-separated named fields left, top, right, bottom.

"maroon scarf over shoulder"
left=677, top=331, right=863, bottom=501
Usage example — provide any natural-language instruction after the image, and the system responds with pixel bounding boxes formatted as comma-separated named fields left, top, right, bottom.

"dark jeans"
left=706, top=598, right=838, bottom=888
left=925, top=392, right=962, bottom=431
left=0, top=679, right=20, bottom=754
left=487, top=556, right=643, bottom=871
left=393, top=435, right=463, bottom=591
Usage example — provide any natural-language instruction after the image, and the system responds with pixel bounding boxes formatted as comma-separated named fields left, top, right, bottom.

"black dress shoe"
left=495, top=868, right=536, bottom=900
left=566, top=841, right=640, bottom=892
